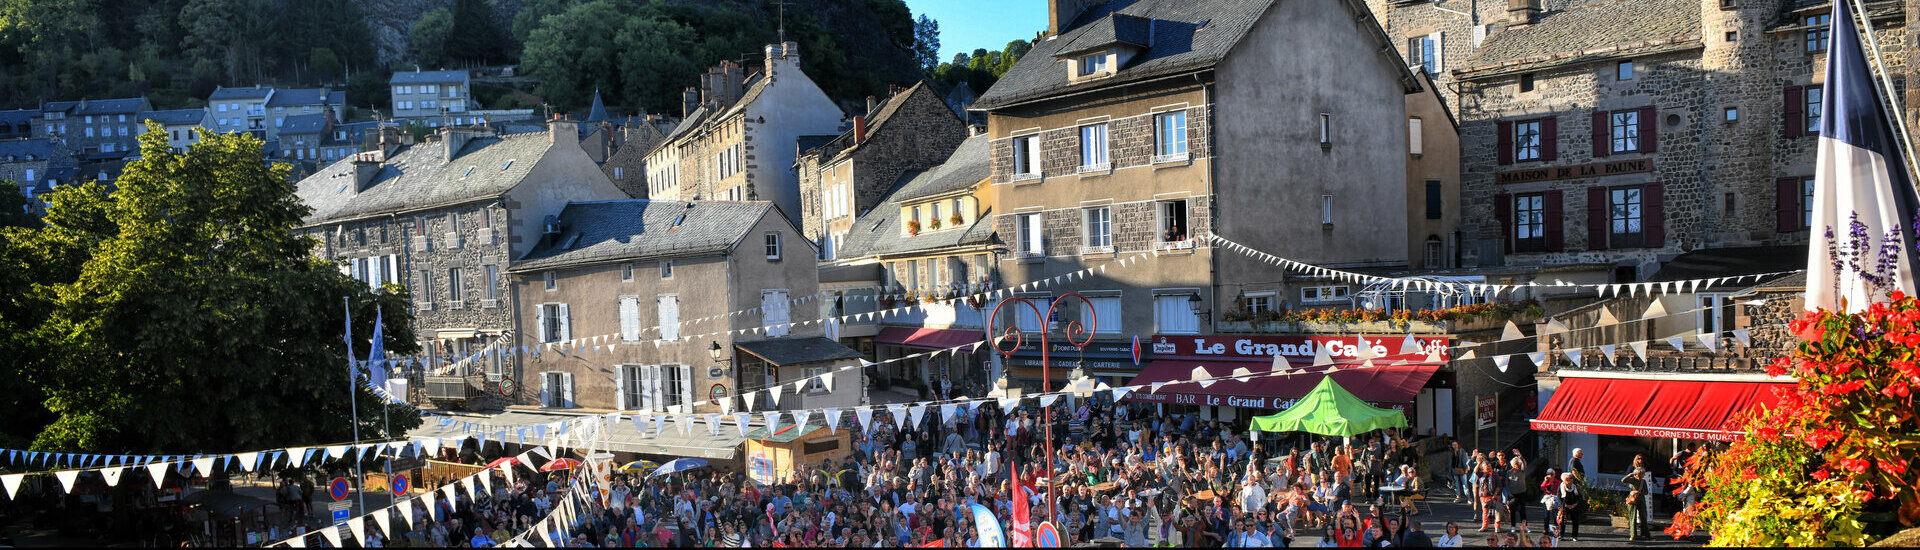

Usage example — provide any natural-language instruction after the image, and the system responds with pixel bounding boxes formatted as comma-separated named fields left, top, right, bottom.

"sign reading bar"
left=1497, top=159, right=1653, bottom=185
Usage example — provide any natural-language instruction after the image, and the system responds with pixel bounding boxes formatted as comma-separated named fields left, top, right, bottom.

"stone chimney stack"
left=1507, top=0, right=1541, bottom=27
left=866, top=95, right=877, bottom=115
left=1048, top=0, right=1101, bottom=36
left=550, top=114, right=578, bottom=147
left=351, top=152, right=382, bottom=193
left=682, top=87, right=700, bottom=118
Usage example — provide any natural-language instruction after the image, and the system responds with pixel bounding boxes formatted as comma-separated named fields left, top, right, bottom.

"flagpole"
left=344, top=297, right=368, bottom=518
left=1847, top=0, right=1920, bottom=186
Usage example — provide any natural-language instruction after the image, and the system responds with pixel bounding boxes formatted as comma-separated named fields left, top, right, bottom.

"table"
left=1378, top=485, right=1408, bottom=519
left=1091, top=481, right=1120, bottom=493
left=1191, top=490, right=1217, bottom=503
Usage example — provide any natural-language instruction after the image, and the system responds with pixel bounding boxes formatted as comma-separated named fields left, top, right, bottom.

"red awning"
left=1124, top=360, right=1440, bottom=411
left=875, top=327, right=985, bottom=351
left=1529, top=377, right=1793, bottom=442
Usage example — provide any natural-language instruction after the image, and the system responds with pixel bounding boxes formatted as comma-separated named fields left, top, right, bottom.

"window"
left=1617, top=60, right=1635, bottom=80
left=1725, top=193, right=1738, bottom=216
left=1725, top=107, right=1738, bottom=122
left=484, top=265, right=499, bottom=301
left=536, top=303, right=569, bottom=343
left=1154, top=294, right=1200, bottom=335
left=1158, top=200, right=1190, bottom=243
left=1609, top=186, right=1645, bottom=248
left=621, top=365, right=645, bottom=410
left=803, top=366, right=831, bottom=394
left=1319, top=113, right=1332, bottom=146
left=1011, top=135, right=1040, bottom=179
left=1080, top=294, right=1122, bottom=334
left=656, top=295, right=680, bottom=341
left=906, top=259, right=920, bottom=290
left=614, top=166, right=624, bottom=180
left=1407, top=34, right=1438, bottom=74
left=1424, top=236, right=1445, bottom=269
left=953, top=198, right=964, bottom=224
left=1016, top=212, right=1044, bottom=256
left=541, top=372, right=573, bottom=408
left=1012, top=293, right=1051, bottom=332
left=1803, top=177, right=1816, bottom=229
left=417, top=270, right=433, bottom=302
left=1078, top=53, right=1108, bottom=76
left=1425, top=180, right=1443, bottom=219
left=1726, top=30, right=1738, bottom=41
left=1514, top=193, right=1546, bottom=251
left=447, top=268, right=463, bottom=303
left=1082, top=207, right=1112, bottom=251
left=763, top=290, right=790, bottom=337
left=1696, top=293, right=1739, bottom=339
left=1155, top=111, right=1189, bottom=161
left=1321, top=195, right=1334, bottom=225
left=544, top=270, right=556, bottom=291
left=661, top=260, right=673, bottom=278
left=621, top=263, right=634, bottom=281
left=1079, top=123, right=1109, bottom=170
left=1805, top=13, right=1831, bottom=52
left=1610, top=110, right=1640, bottom=153
left=1519, top=73, right=1536, bottom=92
left=1514, top=120, right=1542, bottom=161
left=930, top=203, right=942, bottom=227
left=1300, top=285, right=1352, bottom=303
left=1409, top=117, right=1424, bottom=155
left=1244, top=293, right=1275, bottom=314
left=765, top=232, right=782, bottom=260
left=662, top=365, right=692, bottom=411
left=1805, top=85, right=1824, bottom=134
left=620, top=296, right=641, bottom=341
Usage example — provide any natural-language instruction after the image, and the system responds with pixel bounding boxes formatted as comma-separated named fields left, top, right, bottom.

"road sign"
left=329, top=501, right=352, bottom=523
left=1036, top=521, right=1060, bottom=548
left=329, top=477, right=350, bottom=501
left=390, top=474, right=410, bottom=496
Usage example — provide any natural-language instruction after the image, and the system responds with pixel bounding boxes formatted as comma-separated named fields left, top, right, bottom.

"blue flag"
left=369, top=306, right=388, bottom=385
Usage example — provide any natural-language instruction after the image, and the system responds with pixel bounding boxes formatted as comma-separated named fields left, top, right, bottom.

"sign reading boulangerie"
left=1497, top=158, right=1653, bottom=184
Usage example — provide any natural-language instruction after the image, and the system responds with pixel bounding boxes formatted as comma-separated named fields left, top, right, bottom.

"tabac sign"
left=1497, top=159, right=1653, bottom=185
left=1149, top=335, right=1451, bottom=362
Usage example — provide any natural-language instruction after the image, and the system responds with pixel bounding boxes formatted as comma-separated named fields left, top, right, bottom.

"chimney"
left=351, top=153, right=381, bottom=193
left=444, top=125, right=495, bottom=162
left=866, top=95, right=877, bottom=116
left=682, top=87, right=700, bottom=118
left=765, top=41, right=801, bottom=80
left=1507, top=0, right=1541, bottom=27
left=377, top=125, right=403, bottom=157
left=853, top=115, right=867, bottom=144
left=1048, top=0, right=1101, bottom=37
left=550, top=114, right=578, bottom=147
left=722, top=62, right=744, bottom=104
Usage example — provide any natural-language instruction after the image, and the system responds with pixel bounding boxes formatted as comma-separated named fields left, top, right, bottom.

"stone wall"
left=794, top=84, right=966, bottom=244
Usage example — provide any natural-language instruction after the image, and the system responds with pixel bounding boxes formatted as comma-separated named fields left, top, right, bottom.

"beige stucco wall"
left=1407, top=75, right=1462, bottom=270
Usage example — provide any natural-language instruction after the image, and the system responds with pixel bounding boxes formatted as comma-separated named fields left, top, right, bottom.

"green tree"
left=444, top=0, right=509, bottom=65
left=309, top=47, right=342, bottom=84
left=410, top=7, right=456, bottom=69
left=16, top=124, right=420, bottom=454
left=522, top=0, right=636, bottom=111
left=911, top=14, right=939, bottom=74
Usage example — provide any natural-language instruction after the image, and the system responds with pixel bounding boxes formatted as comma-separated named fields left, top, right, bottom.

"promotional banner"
left=970, top=502, right=1007, bottom=547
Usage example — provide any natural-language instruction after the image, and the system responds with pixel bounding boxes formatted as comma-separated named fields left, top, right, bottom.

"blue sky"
left=906, top=0, right=1048, bottom=64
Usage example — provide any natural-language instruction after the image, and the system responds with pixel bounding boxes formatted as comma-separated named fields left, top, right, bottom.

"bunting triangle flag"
left=1629, top=341, right=1650, bottom=361
left=373, top=509, right=392, bottom=541
left=888, top=404, right=909, bottom=430
left=320, top=521, right=343, bottom=548
left=194, top=456, right=218, bottom=477
left=1597, top=307, right=1620, bottom=327
left=1643, top=299, right=1668, bottom=320
left=1598, top=344, right=1617, bottom=364
left=1311, top=343, right=1334, bottom=367
left=0, top=474, right=22, bottom=499
left=824, top=408, right=842, bottom=434
left=1193, top=366, right=1217, bottom=388
left=1666, top=336, right=1687, bottom=353
left=939, top=403, right=958, bottom=425
left=792, top=380, right=809, bottom=395
left=1231, top=367, right=1256, bottom=383
left=675, top=414, right=693, bottom=436
left=1526, top=352, right=1547, bottom=367
left=500, top=460, right=516, bottom=486
left=764, top=411, right=781, bottom=433
left=1112, top=385, right=1136, bottom=402
left=1038, top=394, right=1061, bottom=408
left=768, top=386, right=783, bottom=408
left=1355, top=337, right=1378, bottom=360
left=326, top=445, right=349, bottom=460
left=1564, top=348, right=1582, bottom=367
left=1501, top=321, right=1525, bottom=343
left=101, top=467, right=125, bottom=487
left=1545, top=319, right=1571, bottom=336
left=1697, top=332, right=1719, bottom=352
left=855, top=408, right=875, bottom=434
left=744, top=391, right=757, bottom=412
left=998, top=396, right=1021, bottom=412
left=1733, top=328, right=1751, bottom=347
left=348, top=517, right=368, bottom=545
left=287, top=534, right=307, bottom=548
left=705, top=413, right=724, bottom=436
left=1398, top=335, right=1422, bottom=355
left=733, top=413, right=752, bottom=437
left=821, top=371, right=836, bottom=393
left=146, top=462, right=170, bottom=489
left=54, top=470, right=80, bottom=493
left=909, top=404, right=929, bottom=428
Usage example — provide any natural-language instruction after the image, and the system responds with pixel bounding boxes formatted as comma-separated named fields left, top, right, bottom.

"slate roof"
left=280, top=113, right=328, bottom=135
left=834, top=135, right=994, bottom=259
left=0, top=109, right=32, bottom=126
left=974, top=0, right=1284, bottom=109
left=389, top=70, right=469, bottom=84
left=0, top=139, right=54, bottom=162
left=1055, top=13, right=1155, bottom=56
left=266, top=88, right=334, bottom=107
left=138, top=109, right=207, bottom=126
left=586, top=91, right=610, bottom=123
left=72, top=98, right=151, bottom=116
left=329, top=121, right=381, bottom=146
left=1457, top=0, right=1701, bottom=78
left=293, top=130, right=553, bottom=224
left=209, top=87, right=273, bottom=100
left=735, top=337, right=864, bottom=366
left=41, top=101, right=79, bottom=113
left=510, top=199, right=773, bottom=271
left=801, top=81, right=946, bottom=161
left=1732, top=272, right=1808, bottom=296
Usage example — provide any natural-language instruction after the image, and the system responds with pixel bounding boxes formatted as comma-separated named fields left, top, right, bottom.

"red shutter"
left=1592, top=111, right=1610, bottom=158
left=1784, top=86, right=1804, bottom=138
left=1541, top=116, right=1559, bottom=161
left=1545, top=190, right=1566, bottom=252
left=1639, top=106, right=1658, bottom=153
left=1643, top=182, right=1666, bottom=248
left=1497, top=121, right=1514, bottom=165
left=1776, top=177, right=1802, bottom=232
left=1495, top=193, right=1513, bottom=254
left=1587, top=186, right=1609, bottom=251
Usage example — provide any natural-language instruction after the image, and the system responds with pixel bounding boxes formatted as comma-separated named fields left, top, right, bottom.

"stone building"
left=208, top=86, right=273, bottom=137
left=0, top=139, right=52, bottom=198
left=37, top=97, right=152, bottom=158
left=642, top=43, right=846, bottom=226
left=291, top=120, right=627, bottom=407
left=601, top=117, right=670, bottom=199
left=265, top=88, right=346, bottom=139
left=0, top=110, right=33, bottom=140
left=389, top=69, right=474, bottom=124
left=136, top=109, right=210, bottom=154
left=827, top=134, right=998, bottom=395
left=971, top=0, right=1423, bottom=403
left=507, top=199, right=863, bottom=414
left=795, top=81, right=968, bottom=257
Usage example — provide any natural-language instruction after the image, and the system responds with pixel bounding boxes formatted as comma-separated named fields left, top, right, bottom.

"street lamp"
left=987, top=292, right=1097, bottom=526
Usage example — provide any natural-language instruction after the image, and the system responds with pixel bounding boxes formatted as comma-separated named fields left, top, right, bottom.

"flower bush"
left=1669, top=291, right=1920, bottom=546
left=905, top=220, right=921, bottom=235
left=1220, top=299, right=1543, bottom=329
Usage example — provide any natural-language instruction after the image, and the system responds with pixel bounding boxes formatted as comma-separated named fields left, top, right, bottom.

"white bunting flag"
left=1038, top=394, right=1061, bottom=408
left=101, top=467, right=125, bottom=487
left=887, top=405, right=909, bottom=430
left=1629, top=341, right=1650, bottom=361
left=373, top=509, right=392, bottom=541
left=0, top=474, right=22, bottom=499
left=1732, top=328, right=1751, bottom=347
left=1492, top=355, right=1511, bottom=372
left=1112, top=385, right=1136, bottom=402
left=320, top=521, right=343, bottom=548
left=54, top=470, right=80, bottom=493
left=1665, top=337, right=1687, bottom=353
left=793, top=409, right=813, bottom=430
left=1598, top=344, right=1618, bottom=366
left=1194, top=366, right=1217, bottom=388
left=1643, top=299, right=1668, bottom=320
left=821, top=371, right=836, bottom=393
left=1231, top=367, right=1256, bottom=383
left=705, top=414, right=724, bottom=436
left=422, top=489, right=440, bottom=521
left=734, top=413, right=753, bottom=437
left=1697, top=333, right=1719, bottom=352
left=326, top=445, right=349, bottom=460
left=1597, top=307, right=1620, bottom=327
left=764, top=411, right=782, bottom=433
left=1311, top=344, right=1334, bottom=367
left=768, top=386, right=783, bottom=408
left=998, top=396, right=1021, bottom=412
left=287, top=534, right=307, bottom=548
left=348, top=517, right=368, bottom=545
left=824, top=408, right=842, bottom=434
left=194, top=456, right=218, bottom=477
left=1526, top=352, right=1546, bottom=367
left=1355, top=337, right=1378, bottom=361
left=1563, top=348, right=1582, bottom=367
left=1150, top=381, right=1168, bottom=394
left=1501, top=321, right=1525, bottom=343
left=1398, top=335, right=1422, bottom=355
left=909, top=404, right=929, bottom=428
left=940, top=403, right=958, bottom=424
left=147, top=462, right=170, bottom=489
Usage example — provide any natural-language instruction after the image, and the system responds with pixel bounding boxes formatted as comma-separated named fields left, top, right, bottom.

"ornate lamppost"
left=986, top=292, right=1096, bottom=526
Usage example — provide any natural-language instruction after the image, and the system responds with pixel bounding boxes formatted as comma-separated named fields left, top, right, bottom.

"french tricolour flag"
left=1805, top=0, right=1920, bottom=312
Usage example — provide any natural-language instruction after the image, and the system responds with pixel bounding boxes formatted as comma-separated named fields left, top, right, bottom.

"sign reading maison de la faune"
left=1497, top=159, right=1653, bottom=185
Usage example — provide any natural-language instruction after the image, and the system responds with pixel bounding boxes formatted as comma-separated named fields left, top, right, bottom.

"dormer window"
left=1078, top=53, right=1109, bottom=76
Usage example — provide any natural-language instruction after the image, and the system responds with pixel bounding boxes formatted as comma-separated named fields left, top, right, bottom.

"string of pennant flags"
left=1206, top=233, right=1805, bottom=299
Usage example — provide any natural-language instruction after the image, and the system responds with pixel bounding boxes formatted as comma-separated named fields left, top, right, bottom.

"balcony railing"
left=1552, top=349, right=1767, bottom=374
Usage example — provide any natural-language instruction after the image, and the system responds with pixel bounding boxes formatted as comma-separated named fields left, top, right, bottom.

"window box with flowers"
left=950, top=214, right=964, bottom=227
left=1217, top=300, right=1544, bottom=334
left=929, top=218, right=943, bottom=230
left=906, top=220, right=921, bottom=235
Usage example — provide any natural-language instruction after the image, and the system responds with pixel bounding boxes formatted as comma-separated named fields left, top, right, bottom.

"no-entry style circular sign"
left=329, top=477, right=350, bottom=501
left=390, top=474, right=410, bottom=496
left=1036, top=521, right=1060, bottom=548
left=498, top=377, right=517, bottom=397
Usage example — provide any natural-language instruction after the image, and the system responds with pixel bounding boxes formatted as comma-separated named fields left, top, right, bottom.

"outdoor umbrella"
left=619, top=460, right=661, bottom=473
left=539, top=458, right=582, bottom=472
left=651, top=458, right=709, bottom=476
left=1250, top=376, right=1408, bottom=437
left=483, top=457, right=520, bottom=469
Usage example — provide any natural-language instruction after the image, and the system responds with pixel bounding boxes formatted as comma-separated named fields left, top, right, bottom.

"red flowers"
left=1822, top=380, right=1867, bottom=395
left=1838, top=458, right=1872, bottom=474
left=1805, top=428, right=1844, bottom=449
left=1768, top=357, right=1792, bottom=377
left=1883, top=382, right=1911, bottom=398
left=1812, top=468, right=1831, bottom=481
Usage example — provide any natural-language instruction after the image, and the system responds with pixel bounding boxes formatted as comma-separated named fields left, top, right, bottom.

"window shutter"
left=1784, top=86, right=1804, bottom=138
left=1644, top=182, right=1666, bottom=248
left=1430, top=32, right=1444, bottom=72
left=562, top=373, right=574, bottom=408
left=558, top=303, right=572, bottom=341
left=1497, top=121, right=1514, bottom=165
left=1639, top=106, right=1658, bottom=153
left=536, top=305, right=549, bottom=343
left=616, top=368, right=629, bottom=411
left=1540, top=116, right=1559, bottom=161
left=1544, top=190, right=1565, bottom=252
left=1776, top=177, right=1801, bottom=231
left=1587, top=187, right=1609, bottom=251
left=620, top=297, right=640, bottom=341
left=386, top=255, right=400, bottom=285
left=1591, top=111, right=1610, bottom=158
left=1026, top=137, right=1042, bottom=176
left=680, top=365, right=696, bottom=412
left=540, top=374, right=553, bottom=408
left=1495, top=193, right=1513, bottom=254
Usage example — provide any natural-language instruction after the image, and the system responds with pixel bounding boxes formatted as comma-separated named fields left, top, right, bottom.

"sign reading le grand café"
left=1497, top=158, right=1653, bottom=185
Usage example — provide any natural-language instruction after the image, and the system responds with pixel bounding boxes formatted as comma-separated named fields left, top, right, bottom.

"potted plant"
left=1590, top=490, right=1631, bottom=528
left=949, top=213, right=964, bottom=226
left=906, top=220, right=921, bottom=235
left=929, top=218, right=943, bottom=230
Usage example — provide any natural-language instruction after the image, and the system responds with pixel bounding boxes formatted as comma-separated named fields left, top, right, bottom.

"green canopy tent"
left=1250, top=377, right=1408, bottom=437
